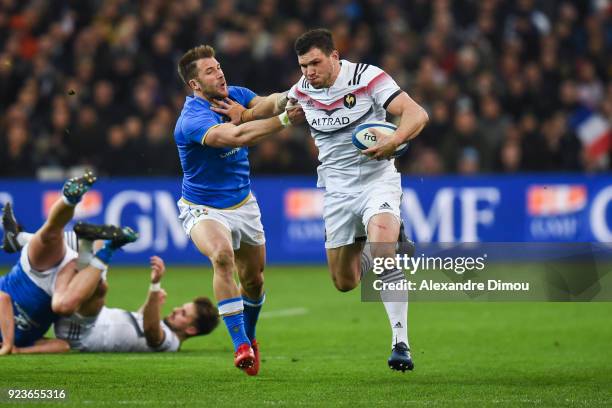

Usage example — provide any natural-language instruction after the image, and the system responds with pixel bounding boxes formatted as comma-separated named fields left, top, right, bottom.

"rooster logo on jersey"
left=343, top=93, right=356, bottom=109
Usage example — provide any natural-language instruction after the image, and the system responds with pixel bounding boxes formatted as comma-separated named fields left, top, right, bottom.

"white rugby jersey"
left=54, top=306, right=180, bottom=352
left=288, top=60, right=403, bottom=193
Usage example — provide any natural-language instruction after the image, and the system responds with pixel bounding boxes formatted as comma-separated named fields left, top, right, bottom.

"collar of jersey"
left=191, top=94, right=212, bottom=107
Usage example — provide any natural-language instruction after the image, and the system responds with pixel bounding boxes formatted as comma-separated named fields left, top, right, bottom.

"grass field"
left=1, top=265, right=612, bottom=407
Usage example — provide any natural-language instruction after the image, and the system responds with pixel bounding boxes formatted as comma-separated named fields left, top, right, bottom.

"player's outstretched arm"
left=12, top=338, right=70, bottom=354
left=210, top=92, right=290, bottom=123
left=0, top=290, right=15, bottom=355
left=204, top=113, right=292, bottom=148
left=142, top=256, right=167, bottom=348
left=363, top=92, right=429, bottom=160
left=241, top=92, right=290, bottom=121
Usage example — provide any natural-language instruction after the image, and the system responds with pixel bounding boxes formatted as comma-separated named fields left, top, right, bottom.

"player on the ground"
left=3, top=215, right=219, bottom=353
left=287, top=29, right=428, bottom=371
left=0, top=173, right=137, bottom=354
left=54, top=249, right=218, bottom=352
left=173, top=44, right=304, bottom=374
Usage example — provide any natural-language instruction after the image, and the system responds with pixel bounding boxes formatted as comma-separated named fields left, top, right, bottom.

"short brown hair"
left=177, top=45, right=216, bottom=85
left=192, top=296, right=219, bottom=336
left=294, top=28, right=335, bottom=56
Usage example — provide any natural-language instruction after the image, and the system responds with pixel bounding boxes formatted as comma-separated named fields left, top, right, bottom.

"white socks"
left=381, top=288, right=409, bottom=349
left=377, top=263, right=409, bottom=349
left=16, top=232, right=33, bottom=247
left=362, top=243, right=410, bottom=350
left=77, top=239, right=93, bottom=270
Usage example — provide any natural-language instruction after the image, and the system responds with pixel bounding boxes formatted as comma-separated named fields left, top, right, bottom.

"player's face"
left=298, top=47, right=339, bottom=89
left=166, top=302, right=197, bottom=331
left=191, top=58, right=228, bottom=99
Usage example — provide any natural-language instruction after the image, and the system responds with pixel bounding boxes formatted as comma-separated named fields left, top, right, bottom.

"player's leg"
left=235, top=242, right=265, bottom=375
left=52, top=225, right=137, bottom=316
left=53, top=278, right=106, bottom=351
left=3, top=206, right=107, bottom=318
left=323, top=191, right=371, bottom=291
left=366, top=210, right=413, bottom=372
left=28, top=171, right=96, bottom=271
left=190, top=219, right=254, bottom=369
left=2, top=202, right=80, bottom=256
left=231, top=195, right=267, bottom=375
left=326, top=241, right=365, bottom=292
left=77, top=280, right=108, bottom=317
left=235, top=243, right=265, bottom=338
left=70, top=233, right=107, bottom=317
left=191, top=220, right=241, bottom=300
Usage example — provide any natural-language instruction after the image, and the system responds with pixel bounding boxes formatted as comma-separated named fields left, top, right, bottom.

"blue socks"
left=218, top=297, right=250, bottom=352
left=218, top=294, right=264, bottom=351
left=242, top=294, right=265, bottom=341
left=93, top=240, right=115, bottom=264
left=222, top=313, right=250, bottom=352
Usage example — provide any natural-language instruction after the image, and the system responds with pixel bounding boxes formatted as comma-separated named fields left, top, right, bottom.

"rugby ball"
left=352, top=121, right=409, bottom=157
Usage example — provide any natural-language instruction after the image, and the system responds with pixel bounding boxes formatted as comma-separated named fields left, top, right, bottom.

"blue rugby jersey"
left=0, top=262, right=57, bottom=347
left=174, top=86, right=257, bottom=208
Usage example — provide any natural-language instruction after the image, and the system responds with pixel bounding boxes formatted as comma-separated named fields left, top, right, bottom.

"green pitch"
left=2, top=266, right=611, bottom=407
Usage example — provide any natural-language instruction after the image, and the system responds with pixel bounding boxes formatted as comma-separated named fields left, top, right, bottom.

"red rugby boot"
left=234, top=343, right=255, bottom=371
left=245, top=339, right=260, bottom=376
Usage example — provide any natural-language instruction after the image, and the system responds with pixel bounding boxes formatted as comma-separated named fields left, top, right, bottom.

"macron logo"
left=220, top=148, right=240, bottom=159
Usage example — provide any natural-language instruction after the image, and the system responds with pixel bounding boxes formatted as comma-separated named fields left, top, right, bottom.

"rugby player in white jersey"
left=53, top=250, right=219, bottom=353
left=286, top=29, right=428, bottom=371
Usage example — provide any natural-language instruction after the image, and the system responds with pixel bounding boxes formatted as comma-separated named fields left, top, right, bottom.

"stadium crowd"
left=0, top=0, right=610, bottom=178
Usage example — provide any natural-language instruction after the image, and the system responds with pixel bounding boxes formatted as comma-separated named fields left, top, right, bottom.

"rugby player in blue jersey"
left=174, top=44, right=303, bottom=375
left=0, top=172, right=137, bottom=355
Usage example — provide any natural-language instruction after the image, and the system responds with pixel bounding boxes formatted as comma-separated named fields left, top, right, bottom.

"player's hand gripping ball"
left=352, top=121, right=409, bottom=158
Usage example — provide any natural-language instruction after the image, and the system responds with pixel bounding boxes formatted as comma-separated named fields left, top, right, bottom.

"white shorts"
left=19, top=242, right=78, bottom=296
left=177, top=194, right=266, bottom=250
left=323, top=177, right=402, bottom=249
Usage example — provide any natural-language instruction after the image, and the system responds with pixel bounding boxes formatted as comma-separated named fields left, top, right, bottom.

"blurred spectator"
left=496, top=140, right=523, bottom=173
left=0, top=125, right=35, bottom=177
left=142, top=118, right=181, bottom=176
left=68, top=105, right=103, bottom=167
left=479, top=94, right=510, bottom=148
left=443, top=106, right=494, bottom=172
left=0, top=0, right=609, bottom=178
left=100, top=125, right=137, bottom=176
left=457, top=147, right=481, bottom=175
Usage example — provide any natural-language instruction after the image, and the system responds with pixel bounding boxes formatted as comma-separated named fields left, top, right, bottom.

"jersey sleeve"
left=367, top=66, right=402, bottom=110
left=288, top=82, right=300, bottom=100
left=231, top=86, right=257, bottom=107
left=153, top=322, right=181, bottom=352
left=181, top=112, right=219, bottom=145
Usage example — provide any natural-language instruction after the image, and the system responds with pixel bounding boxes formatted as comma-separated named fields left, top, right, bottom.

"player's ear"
left=331, top=50, right=339, bottom=61
left=188, top=79, right=199, bottom=91
left=185, top=325, right=198, bottom=337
